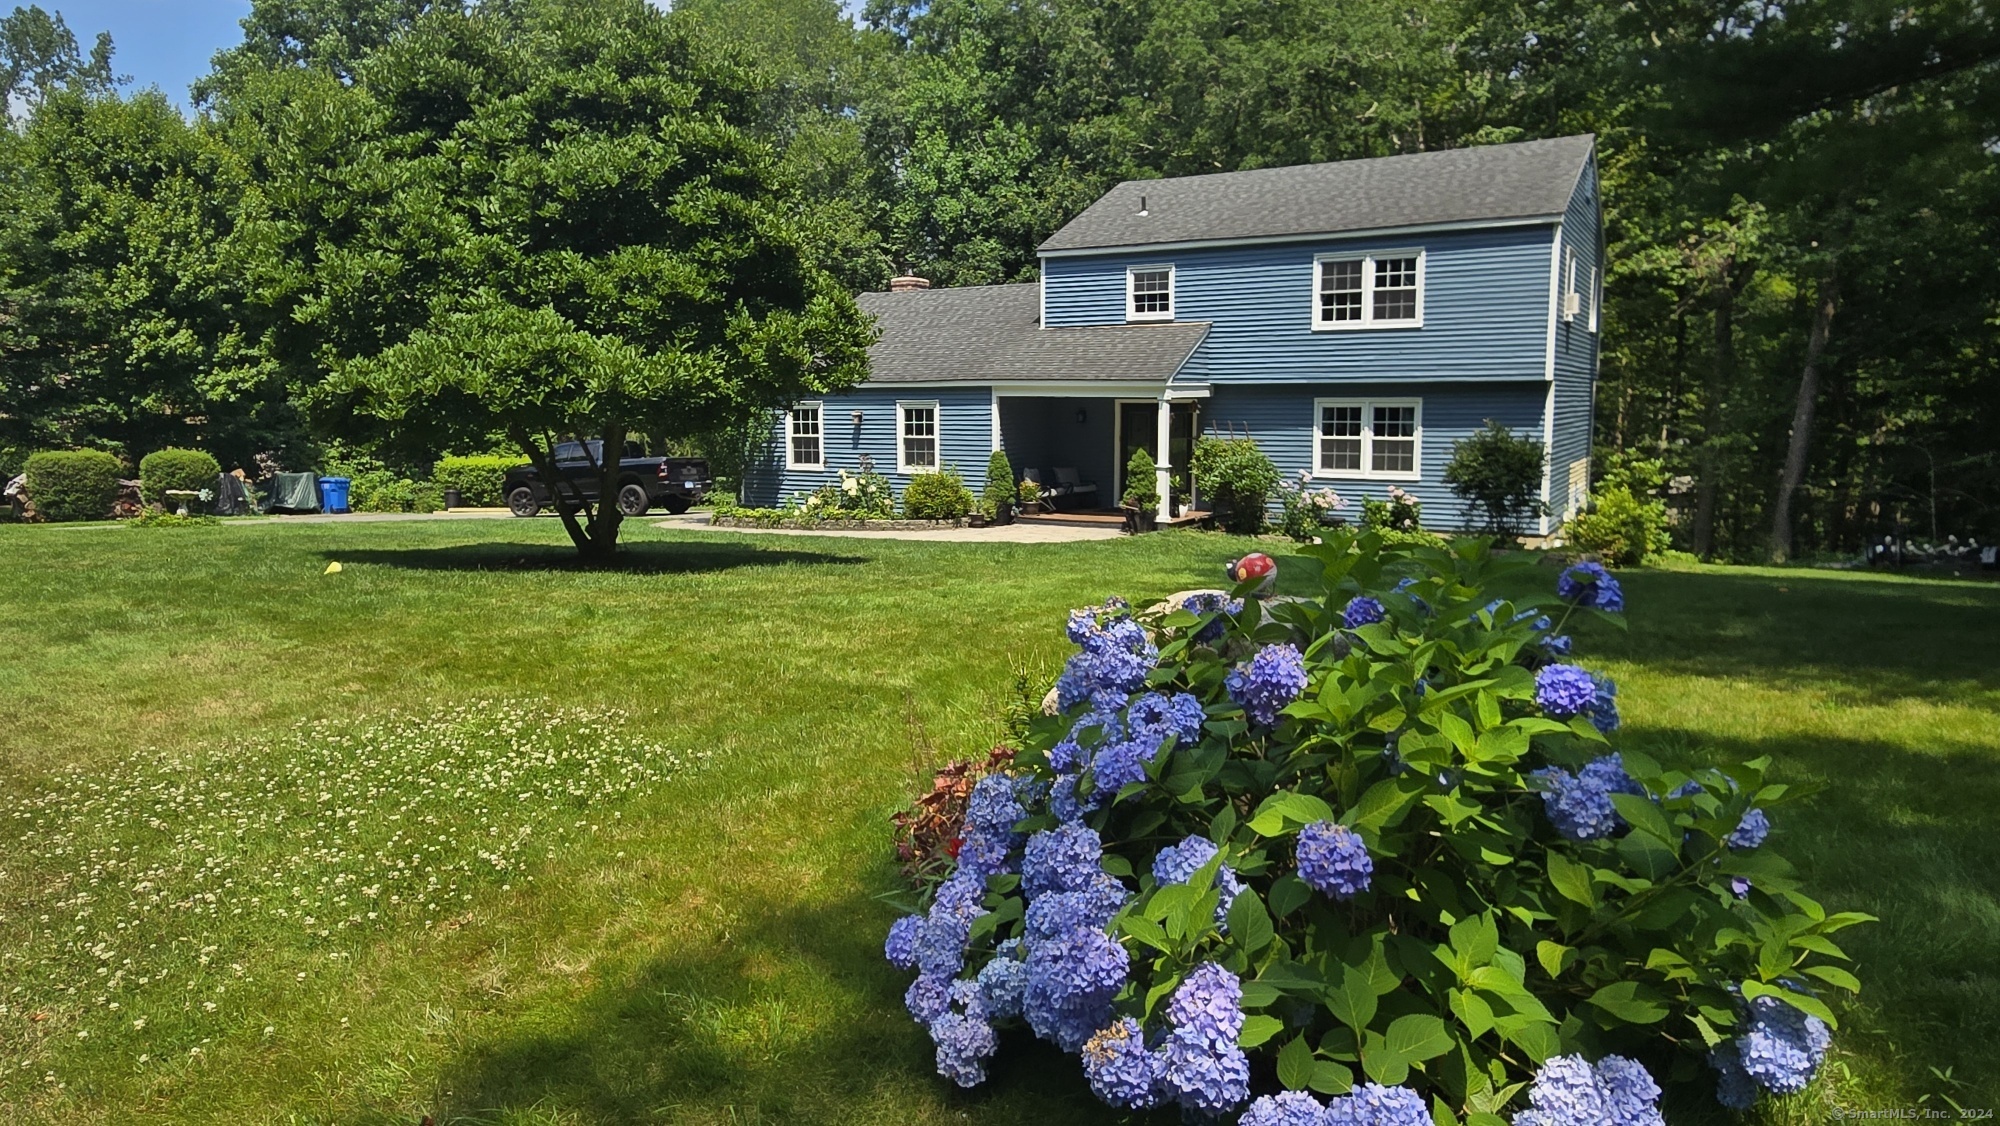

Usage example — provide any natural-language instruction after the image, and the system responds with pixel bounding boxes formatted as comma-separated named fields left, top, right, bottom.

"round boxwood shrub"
left=903, top=468, right=975, bottom=520
left=883, top=534, right=1864, bottom=1121
left=433, top=455, right=522, bottom=508
left=138, top=448, right=221, bottom=509
left=24, top=450, right=124, bottom=522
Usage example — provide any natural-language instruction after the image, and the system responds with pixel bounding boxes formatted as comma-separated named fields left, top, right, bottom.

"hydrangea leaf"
left=1347, top=776, right=1424, bottom=834
left=1267, top=873, right=1311, bottom=919
left=1239, top=980, right=1282, bottom=1009
left=1276, top=1033, right=1316, bottom=1090
left=1385, top=1013, right=1454, bottom=1062
left=1451, top=987, right=1497, bottom=1038
left=1360, top=1030, right=1411, bottom=1085
left=1586, top=980, right=1670, bottom=1024
left=1237, top=1013, right=1285, bottom=1048
left=1324, top=961, right=1378, bottom=1031
left=1616, top=831, right=1678, bottom=882
left=1534, top=940, right=1574, bottom=980
left=1544, top=851, right=1597, bottom=908
left=1308, top=1059, right=1356, bottom=1095
left=1226, top=889, right=1275, bottom=954
left=1246, top=791, right=1336, bottom=836
left=1118, top=912, right=1171, bottom=955
left=1802, top=964, right=1862, bottom=993
left=1689, top=1010, right=1726, bottom=1049
left=1741, top=978, right=1839, bottom=1029
left=1607, top=793, right=1676, bottom=847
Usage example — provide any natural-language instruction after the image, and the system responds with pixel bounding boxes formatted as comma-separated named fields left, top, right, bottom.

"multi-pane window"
left=1314, top=252, right=1423, bottom=328
left=1128, top=267, right=1173, bottom=320
left=1312, top=398, right=1421, bottom=479
left=899, top=402, right=938, bottom=472
left=788, top=403, right=822, bottom=469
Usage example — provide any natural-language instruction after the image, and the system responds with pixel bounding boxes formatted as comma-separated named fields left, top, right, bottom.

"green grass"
left=0, top=518, right=1993, bottom=1123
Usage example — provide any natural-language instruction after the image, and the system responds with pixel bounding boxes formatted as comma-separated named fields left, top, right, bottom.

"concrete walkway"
left=651, top=512, right=1125, bottom=543
left=225, top=508, right=520, bottom=525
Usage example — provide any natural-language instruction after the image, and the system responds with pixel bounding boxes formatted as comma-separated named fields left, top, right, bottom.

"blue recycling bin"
left=318, top=476, right=352, bottom=514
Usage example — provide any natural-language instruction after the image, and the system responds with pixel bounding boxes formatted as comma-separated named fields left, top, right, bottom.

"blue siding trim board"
left=740, top=385, right=995, bottom=508
left=1203, top=382, right=1548, bottom=531
left=1041, top=225, right=1558, bottom=384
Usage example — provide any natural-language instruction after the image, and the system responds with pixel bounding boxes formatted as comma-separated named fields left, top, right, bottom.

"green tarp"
left=265, top=472, right=320, bottom=513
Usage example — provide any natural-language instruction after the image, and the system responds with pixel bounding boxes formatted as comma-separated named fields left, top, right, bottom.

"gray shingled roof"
left=1039, top=135, right=1595, bottom=254
left=857, top=283, right=1208, bottom=384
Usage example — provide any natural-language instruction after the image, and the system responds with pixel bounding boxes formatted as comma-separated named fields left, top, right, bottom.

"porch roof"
left=856, top=283, right=1209, bottom=385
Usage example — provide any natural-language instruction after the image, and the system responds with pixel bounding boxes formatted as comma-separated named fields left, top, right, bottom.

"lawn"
left=0, top=517, right=1994, bottom=1123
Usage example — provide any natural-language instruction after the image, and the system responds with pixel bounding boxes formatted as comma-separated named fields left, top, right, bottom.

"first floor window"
left=788, top=402, right=823, bottom=468
left=900, top=402, right=938, bottom=472
left=1129, top=266, right=1174, bottom=321
left=1313, top=398, right=1421, bottom=479
left=1315, top=251, right=1424, bottom=328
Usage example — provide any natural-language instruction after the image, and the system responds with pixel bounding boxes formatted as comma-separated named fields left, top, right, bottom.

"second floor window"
left=788, top=402, right=822, bottom=469
left=1315, top=251, right=1424, bottom=329
left=1128, top=266, right=1174, bottom=321
left=899, top=402, right=939, bottom=472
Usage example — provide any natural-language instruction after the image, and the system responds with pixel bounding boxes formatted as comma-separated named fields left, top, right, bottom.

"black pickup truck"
left=503, top=440, right=710, bottom=518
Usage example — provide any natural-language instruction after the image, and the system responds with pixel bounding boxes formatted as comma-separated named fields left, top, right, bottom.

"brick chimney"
left=888, top=273, right=931, bottom=292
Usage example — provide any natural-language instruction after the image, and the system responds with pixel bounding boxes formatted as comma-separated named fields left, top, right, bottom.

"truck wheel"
left=616, top=483, right=651, bottom=517
left=507, top=487, right=541, bottom=518
left=663, top=495, right=692, bottom=515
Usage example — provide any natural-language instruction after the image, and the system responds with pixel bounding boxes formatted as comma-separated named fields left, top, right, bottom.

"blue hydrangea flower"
left=1128, top=691, right=1206, bottom=746
left=1529, top=755, right=1642, bottom=842
left=1067, top=597, right=1132, bottom=643
left=1535, top=663, right=1599, bottom=717
left=1558, top=561, right=1625, bottom=612
left=955, top=822, right=1018, bottom=880
left=1241, top=1090, right=1330, bottom=1126
left=905, top=972, right=951, bottom=1025
left=1226, top=643, right=1309, bottom=726
left=1579, top=753, right=1645, bottom=800
left=1541, top=632, right=1575, bottom=658
left=1151, top=835, right=1244, bottom=927
left=1296, top=820, right=1373, bottom=899
left=976, top=953, right=1028, bottom=1020
left=1343, top=595, right=1387, bottom=629
left=1158, top=1024, right=1250, bottom=1114
left=1182, top=591, right=1242, bottom=645
left=1056, top=615, right=1158, bottom=708
left=1023, top=928, right=1130, bottom=1051
left=1512, top=1054, right=1665, bottom=1126
left=1051, top=704, right=1124, bottom=773
left=885, top=914, right=922, bottom=970
left=1708, top=1046, right=1759, bottom=1110
left=1023, top=823, right=1104, bottom=898
left=1165, top=961, right=1244, bottom=1046
left=914, top=871, right=988, bottom=977
left=1048, top=771, right=1101, bottom=822
left=1024, top=875, right=1130, bottom=942
left=1391, top=576, right=1433, bottom=616
left=1730, top=875, right=1754, bottom=899
left=1324, top=1082, right=1432, bottom=1126
left=930, top=1008, right=998, bottom=1087
left=1081, top=1017, right=1165, bottom=1109
left=1588, top=673, right=1620, bottom=734
left=1732, top=991, right=1830, bottom=1096
left=1728, top=808, right=1770, bottom=850
left=967, top=773, right=1027, bottom=836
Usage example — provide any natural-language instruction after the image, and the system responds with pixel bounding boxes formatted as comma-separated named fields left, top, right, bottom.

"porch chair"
left=1051, top=467, right=1098, bottom=506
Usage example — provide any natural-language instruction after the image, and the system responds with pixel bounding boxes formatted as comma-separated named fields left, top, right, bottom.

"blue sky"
left=47, top=2, right=253, bottom=105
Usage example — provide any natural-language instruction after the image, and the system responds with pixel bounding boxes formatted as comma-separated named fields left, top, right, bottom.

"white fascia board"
left=1544, top=221, right=1563, bottom=382
left=1038, top=214, right=1562, bottom=259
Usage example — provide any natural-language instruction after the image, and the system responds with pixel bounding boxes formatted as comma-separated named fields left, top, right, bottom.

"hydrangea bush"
left=885, top=534, right=1868, bottom=1123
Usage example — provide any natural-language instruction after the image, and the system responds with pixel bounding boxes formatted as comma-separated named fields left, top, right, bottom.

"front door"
left=1116, top=401, right=1200, bottom=507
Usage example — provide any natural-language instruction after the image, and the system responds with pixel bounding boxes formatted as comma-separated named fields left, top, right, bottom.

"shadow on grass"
left=425, top=893, right=1136, bottom=1126
left=327, top=538, right=873, bottom=575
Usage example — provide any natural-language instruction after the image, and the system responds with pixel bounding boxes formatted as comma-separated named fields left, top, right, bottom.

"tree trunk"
left=1690, top=257, right=1737, bottom=558
left=1768, top=265, right=1839, bottom=563
left=511, top=425, right=625, bottom=561
left=577, top=424, right=626, bottom=561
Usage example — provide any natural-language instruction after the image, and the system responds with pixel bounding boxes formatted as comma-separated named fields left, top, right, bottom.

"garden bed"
left=710, top=513, right=966, bottom=531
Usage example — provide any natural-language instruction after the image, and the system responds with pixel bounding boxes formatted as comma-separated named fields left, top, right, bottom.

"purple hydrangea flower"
left=1324, top=1082, right=1432, bottom=1126
left=1512, top=1054, right=1665, bottom=1126
left=1159, top=1024, right=1250, bottom=1114
left=1128, top=690, right=1206, bottom=746
left=1241, top=1091, right=1330, bottom=1126
left=1343, top=595, right=1387, bottom=629
left=1296, top=820, right=1372, bottom=899
left=1165, top=962, right=1244, bottom=1046
left=1023, top=823, right=1104, bottom=899
left=1732, top=991, right=1831, bottom=1096
left=1047, top=771, right=1100, bottom=822
left=885, top=914, right=922, bottom=970
left=1081, top=1017, right=1165, bottom=1109
left=1226, top=643, right=1309, bottom=727
left=1536, top=663, right=1599, bottom=718
left=1728, top=808, right=1770, bottom=850
left=1151, top=835, right=1244, bottom=927
left=1558, top=562, right=1625, bottom=612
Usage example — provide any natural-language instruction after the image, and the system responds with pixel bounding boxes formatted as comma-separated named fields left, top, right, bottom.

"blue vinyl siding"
left=1548, top=156, right=1601, bottom=520
left=740, top=385, right=994, bottom=508
left=1203, top=382, right=1548, bottom=530
left=1041, top=225, right=1557, bottom=384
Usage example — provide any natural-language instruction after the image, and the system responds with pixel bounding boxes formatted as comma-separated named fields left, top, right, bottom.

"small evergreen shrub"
left=883, top=537, right=1865, bottom=1119
left=137, top=449, right=221, bottom=509
left=985, top=451, right=1017, bottom=518
left=1191, top=437, right=1280, bottom=535
left=433, top=455, right=521, bottom=507
left=1443, top=421, right=1547, bottom=538
left=1565, top=457, right=1672, bottom=565
left=903, top=468, right=975, bottom=520
left=24, top=450, right=123, bottom=522
left=1122, top=448, right=1160, bottom=513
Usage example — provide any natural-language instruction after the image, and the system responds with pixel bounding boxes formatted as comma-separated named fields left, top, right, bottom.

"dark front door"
left=1117, top=401, right=1200, bottom=507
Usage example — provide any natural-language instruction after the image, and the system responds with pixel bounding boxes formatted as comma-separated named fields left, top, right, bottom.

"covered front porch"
left=994, top=383, right=1208, bottom=524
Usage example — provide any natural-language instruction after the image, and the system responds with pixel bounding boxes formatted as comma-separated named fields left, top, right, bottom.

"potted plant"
left=1017, top=477, right=1042, bottom=514
left=1121, top=448, right=1160, bottom=532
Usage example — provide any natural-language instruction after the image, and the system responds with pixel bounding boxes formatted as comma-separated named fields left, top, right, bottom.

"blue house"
left=742, top=134, right=1602, bottom=533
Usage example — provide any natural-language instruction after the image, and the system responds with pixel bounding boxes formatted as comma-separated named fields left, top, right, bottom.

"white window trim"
left=1311, top=249, right=1425, bottom=331
left=1126, top=264, right=1175, bottom=323
left=786, top=401, right=824, bottom=470
left=897, top=399, right=941, bottom=474
left=1310, top=397, right=1423, bottom=481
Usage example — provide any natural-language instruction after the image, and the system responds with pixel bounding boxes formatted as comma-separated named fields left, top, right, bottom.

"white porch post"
left=1155, top=395, right=1173, bottom=522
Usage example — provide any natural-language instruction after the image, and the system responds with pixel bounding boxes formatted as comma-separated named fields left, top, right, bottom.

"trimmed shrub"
left=24, top=450, right=123, bottom=522
left=1191, top=437, right=1279, bottom=535
left=1443, top=420, right=1547, bottom=538
left=1122, top=448, right=1159, bottom=513
left=882, top=534, right=1863, bottom=1119
left=984, top=451, right=1017, bottom=518
left=138, top=448, right=222, bottom=509
left=433, top=455, right=521, bottom=508
left=903, top=468, right=975, bottom=520
left=1564, top=485, right=1671, bottom=565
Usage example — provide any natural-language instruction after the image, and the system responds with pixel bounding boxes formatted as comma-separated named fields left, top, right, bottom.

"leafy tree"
left=0, top=4, right=114, bottom=122
left=257, top=0, right=873, bottom=558
left=197, top=0, right=433, bottom=101
left=1442, top=420, right=1547, bottom=538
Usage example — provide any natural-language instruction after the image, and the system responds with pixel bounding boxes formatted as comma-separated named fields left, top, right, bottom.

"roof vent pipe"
left=1138, top=194, right=1149, bottom=216
left=888, top=274, right=931, bottom=292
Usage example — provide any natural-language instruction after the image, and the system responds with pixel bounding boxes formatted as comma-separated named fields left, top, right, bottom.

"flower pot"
left=442, top=488, right=464, bottom=510
left=968, top=512, right=990, bottom=528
